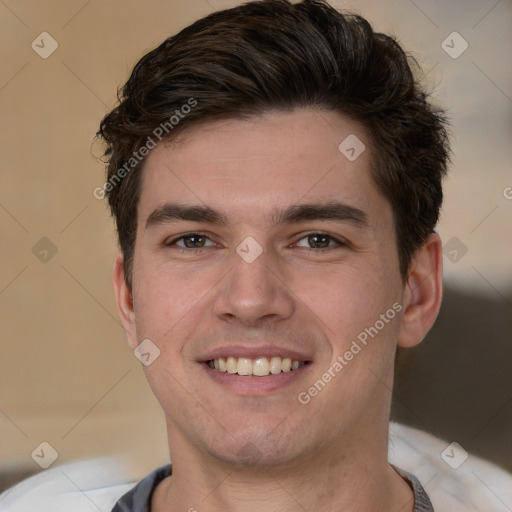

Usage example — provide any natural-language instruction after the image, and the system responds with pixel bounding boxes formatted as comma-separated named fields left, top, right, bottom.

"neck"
left=152, top=426, right=414, bottom=512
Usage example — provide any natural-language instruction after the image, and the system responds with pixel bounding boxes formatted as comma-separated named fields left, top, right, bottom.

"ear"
left=397, top=233, right=443, bottom=348
left=112, top=252, right=138, bottom=350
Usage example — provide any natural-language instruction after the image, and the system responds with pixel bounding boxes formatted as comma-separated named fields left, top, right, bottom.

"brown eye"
left=295, top=233, right=343, bottom=249
left=182, top=235, right=207, bottom=248
left=308, top=234, right=330, bottom=248
left=166, top=233, right=216, bottom=250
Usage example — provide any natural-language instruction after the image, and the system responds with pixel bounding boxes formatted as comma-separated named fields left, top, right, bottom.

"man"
left=99, top=1, right=447, bottom=510
left=2, top=1, right=511, bottom=511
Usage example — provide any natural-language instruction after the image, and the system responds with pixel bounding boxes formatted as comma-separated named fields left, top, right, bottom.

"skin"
left=112, top=109, right=443, bottom=511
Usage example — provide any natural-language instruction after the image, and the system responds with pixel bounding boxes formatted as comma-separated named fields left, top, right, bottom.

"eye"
left=164, top=232, right=345, bottom=252
left=294, top=233, right=345, bottom=250
left=166, top=233, right=216, bottom=250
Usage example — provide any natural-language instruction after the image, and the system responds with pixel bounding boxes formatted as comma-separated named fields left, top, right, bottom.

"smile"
left=206, top=356, right=307, bottom=377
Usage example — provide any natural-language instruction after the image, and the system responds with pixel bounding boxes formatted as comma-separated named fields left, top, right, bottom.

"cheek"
left=302, top=265, right=400, bottom=409
left=131, top=252, right=207, bottom=344
left=302, top=263, right=402, bottom=392
left=296, top=262, right=396, bottom=340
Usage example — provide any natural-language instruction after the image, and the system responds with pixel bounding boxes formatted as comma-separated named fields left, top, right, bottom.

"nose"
left=212, top=243, right=295, bottom=328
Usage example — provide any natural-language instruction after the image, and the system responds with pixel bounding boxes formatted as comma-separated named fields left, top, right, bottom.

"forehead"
left=137, top=109, right=389, bottom=228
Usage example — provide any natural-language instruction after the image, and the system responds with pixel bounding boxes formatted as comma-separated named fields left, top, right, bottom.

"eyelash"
left=164, top=232, right=346, bottom=253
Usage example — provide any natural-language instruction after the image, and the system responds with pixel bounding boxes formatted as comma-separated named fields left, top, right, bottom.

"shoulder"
left=0, top=456, right=137, bottom=512
left=389, top=422, right=512, bottom=512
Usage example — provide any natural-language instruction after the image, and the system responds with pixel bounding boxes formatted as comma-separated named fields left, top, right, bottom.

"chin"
left=207, top=443, right=295, bottom=468
left=201, top=424, right=312, bottom=469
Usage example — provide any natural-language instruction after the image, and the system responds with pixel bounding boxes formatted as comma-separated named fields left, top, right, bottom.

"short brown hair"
left=97, top=0, right=450, bottom=289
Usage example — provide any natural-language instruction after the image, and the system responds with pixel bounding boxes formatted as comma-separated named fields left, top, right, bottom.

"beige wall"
left=1, top=0, right=511, bottom=481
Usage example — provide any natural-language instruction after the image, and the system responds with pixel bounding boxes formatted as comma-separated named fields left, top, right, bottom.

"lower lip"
left=200, top=363, right=312, bottom=394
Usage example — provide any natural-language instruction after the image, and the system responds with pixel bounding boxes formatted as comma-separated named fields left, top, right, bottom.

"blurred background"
left=1, top=0, right=511, bottom=494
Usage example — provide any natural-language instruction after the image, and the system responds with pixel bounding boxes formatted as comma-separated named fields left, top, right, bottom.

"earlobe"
left=397, top=233, right=443, bottom=348
left=112, top=253, right=138, bottom=350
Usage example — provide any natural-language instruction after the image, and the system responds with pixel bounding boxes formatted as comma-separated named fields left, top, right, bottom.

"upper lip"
left=198, top=344, right=313, bottom=363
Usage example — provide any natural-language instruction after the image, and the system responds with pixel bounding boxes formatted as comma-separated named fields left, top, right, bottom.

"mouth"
left=198, top=345, right=313, bottom=393
left=205, top=356, right=309, bottom=377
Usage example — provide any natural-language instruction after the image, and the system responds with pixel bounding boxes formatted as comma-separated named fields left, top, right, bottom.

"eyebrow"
left=145, top=200, right=369, bottom=229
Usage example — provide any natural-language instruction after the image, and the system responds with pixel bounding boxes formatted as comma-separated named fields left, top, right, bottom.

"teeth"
left=269, top=356, right=282, bottom=374
left=226, top=356, right=237, bottom=374
left=282, top=357, right=292, bottom=372
left=207, top=356, right=306, bottom=376
left=253, top=357, right=270, bottom=376
left=237, top=358, right=252, bottom=376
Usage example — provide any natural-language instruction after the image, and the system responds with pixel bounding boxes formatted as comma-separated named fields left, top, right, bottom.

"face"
left=117, top=109, right=414, bottom=468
